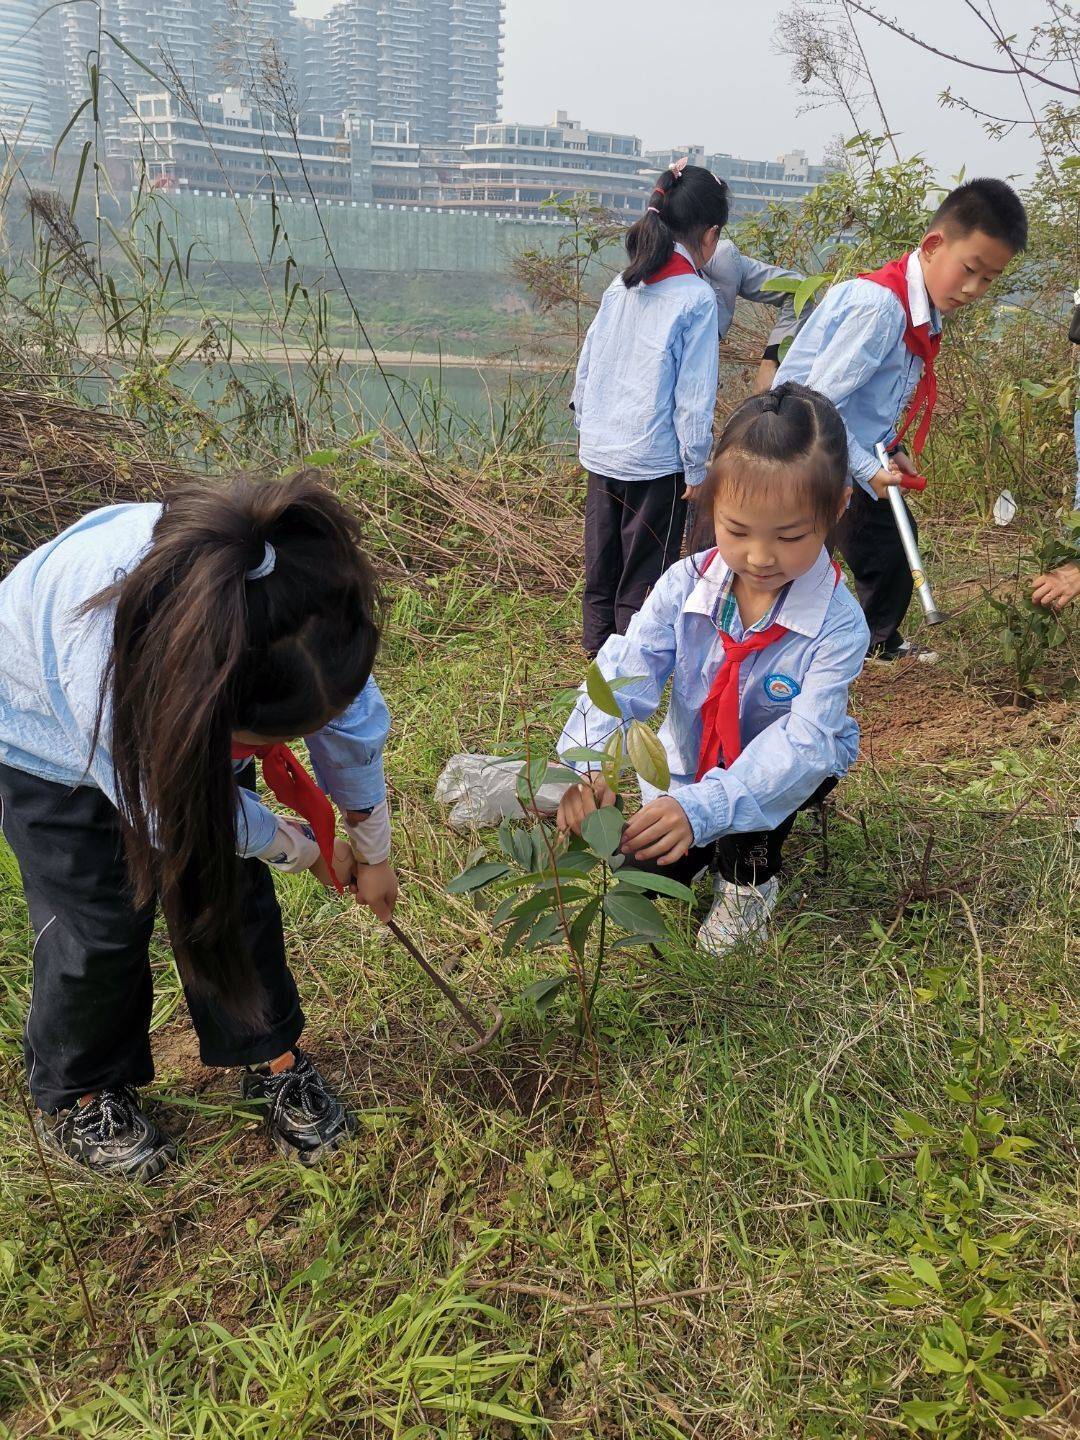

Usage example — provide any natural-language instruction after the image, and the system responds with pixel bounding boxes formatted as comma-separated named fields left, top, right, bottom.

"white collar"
left=906, top=249, right=940, bottom=332
left=684, top=547, right=837, bottom=639
left=674, top=241, right=702, bottom=275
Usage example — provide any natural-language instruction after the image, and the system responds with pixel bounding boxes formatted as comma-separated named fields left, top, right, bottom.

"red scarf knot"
left=859, top=253, right=941, bottom=456
left=694, top=553, right=842, bottom=781
left=230, top=741, right=342, bottom=892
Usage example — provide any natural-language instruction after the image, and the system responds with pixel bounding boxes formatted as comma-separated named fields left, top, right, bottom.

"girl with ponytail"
left=572, top=161, right=730, bottom=657
left=0, top=473, right=396, bottom=1179
left=558, top=383, right=871, bottom=957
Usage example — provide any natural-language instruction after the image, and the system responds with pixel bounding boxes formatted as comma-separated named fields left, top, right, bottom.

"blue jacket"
left=702, top=238, right=806, bottom=350
left=0, top=504, right=390, bottom=858
left=572, top=243, right=719, bottom=488
left=558, top=548, right=870, bottom=846
left=774, top=250, right=941, bottom=497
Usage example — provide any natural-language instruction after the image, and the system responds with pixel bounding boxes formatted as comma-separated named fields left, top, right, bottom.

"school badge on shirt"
left=763, top=672, right=801, bottom=703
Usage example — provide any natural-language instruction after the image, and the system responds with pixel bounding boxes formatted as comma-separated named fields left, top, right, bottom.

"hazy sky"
left=293, top=0, right=1046, bottom=182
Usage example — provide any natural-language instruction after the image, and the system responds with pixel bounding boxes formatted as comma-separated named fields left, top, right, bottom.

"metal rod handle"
left=876, top=445, right=944, bottom=625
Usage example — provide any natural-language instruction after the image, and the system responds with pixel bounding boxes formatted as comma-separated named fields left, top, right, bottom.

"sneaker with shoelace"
left=240, top=1049, right=356, bottom=1163
left=697, top=875, right=780, bottom=956
left=34, top=1085, right=177, bottom=1182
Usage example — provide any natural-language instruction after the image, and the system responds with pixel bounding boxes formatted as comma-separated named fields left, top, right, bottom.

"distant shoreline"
left=77, top=334, right=568, bottom=372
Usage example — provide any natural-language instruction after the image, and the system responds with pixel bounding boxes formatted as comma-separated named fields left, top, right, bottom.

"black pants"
left=0, top=762, right=304, bottom=1114
left=583, top=472, right=687, bottom=654
left=837, top=483, right=914, bottom=651
left=633, top=779, right=836, bottom=889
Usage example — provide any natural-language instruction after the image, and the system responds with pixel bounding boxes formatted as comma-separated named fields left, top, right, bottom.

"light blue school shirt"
left=773, top=251, right=942, bottom=497
left=702, top=238, right=806, bottom=350
left=0, top=503, right=390, bottom=858
left=559, top=547, right=870, bottom=846
left=572, top=243, right=719, bottom=488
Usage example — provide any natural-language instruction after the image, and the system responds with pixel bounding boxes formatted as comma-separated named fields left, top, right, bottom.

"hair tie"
left=668, top=156, right=688, bottom=180
left=759, top=391, right=782, bottom=414
left=245, top=540, right=276, bottom=581
left=646, top=205, right=661, bottom=214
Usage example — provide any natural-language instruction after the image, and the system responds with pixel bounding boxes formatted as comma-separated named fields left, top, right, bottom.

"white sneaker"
left=696, top=875, right=779, bottom=956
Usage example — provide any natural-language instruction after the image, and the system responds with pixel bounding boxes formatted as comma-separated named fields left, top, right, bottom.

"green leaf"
left=901, top=1398, right=948, bottom=1430
left=603, top=890, right=667, bottom=939
left=501, top=912, right=537, bottom=954
left=585, top=661, right=622, bottom=718
left=581, top=806, right=625, bottom=858
left=793, top=274, right=827, bottom=316
left=915, top=1143, right=932, bottom=1183
left=760, top=275, right=800, bottom=295
left=958, top=1233, right=979, bottom=1270
left=517, top=755, right=550, bottom=808
left=940, top=1317, right=967, bottom=1357
left=894, top=1109, right=935, bottom=1139
left=961, top=1125, right=979, bottom=1159
left=626, top=719, right=671, bottom=790
left=521, top=974, right=570, bottom=1019
left=509, top=825, right=535, bottom=871
left=559, top=746, right=611, bottom=764
left=975, top=1369, right=1010, bottom=1404
left=988, top=1134, right=1036, bottom=1162
left=1000, top=1399, right=1044, bottom=1419
left=305, top=448, right=341, bottom=466
left=908, top=1254, right=942, bottom=1291
left=553, top=850, right=602, bottom=877
left=523, top=911, right=562, bottom=953
left=921, top=1343, right=965, bottom=1374
left=612, top=870, right=696, bottom=903
left=568, top=896, right=601, bottom=958
left=447, top=861, right=510, bottom=894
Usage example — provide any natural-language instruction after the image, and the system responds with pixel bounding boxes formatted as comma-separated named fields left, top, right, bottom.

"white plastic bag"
left=993, top=489, right=1018, bottom=527
left=435, top=753, right=574, bottom=831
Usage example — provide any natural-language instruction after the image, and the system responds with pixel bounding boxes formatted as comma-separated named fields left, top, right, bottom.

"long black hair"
left=86, top=470, right=381, bottom=1025
left=691, top=382, right=849, bottom=550
left=622, top=163, right=730, bottom=288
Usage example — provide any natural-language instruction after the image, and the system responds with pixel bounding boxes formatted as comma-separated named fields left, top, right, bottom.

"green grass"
left=1, top=552, right=1077, bottom=1439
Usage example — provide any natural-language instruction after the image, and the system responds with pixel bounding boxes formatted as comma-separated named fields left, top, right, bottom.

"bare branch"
left=844, top=0, right=1080, bottom=94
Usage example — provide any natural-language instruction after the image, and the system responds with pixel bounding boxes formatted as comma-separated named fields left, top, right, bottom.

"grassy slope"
left=0, top=535, right=1077, bottom=1438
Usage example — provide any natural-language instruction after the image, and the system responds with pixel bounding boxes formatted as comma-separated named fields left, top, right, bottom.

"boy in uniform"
left=774, top=179, right=1028, bottom=661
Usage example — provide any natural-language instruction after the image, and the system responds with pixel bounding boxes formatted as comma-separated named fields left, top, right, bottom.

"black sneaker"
left=240, top=1050, right=356, bottom=1164
left=34, top=1085, right=176, bottom=1182
left=869, top=639, right=939, bottom=665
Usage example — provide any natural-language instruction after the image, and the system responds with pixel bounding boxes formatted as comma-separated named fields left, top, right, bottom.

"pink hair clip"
left=668, top=156, right=688, bottom=180
left=646, top=205, right=660, bottom=214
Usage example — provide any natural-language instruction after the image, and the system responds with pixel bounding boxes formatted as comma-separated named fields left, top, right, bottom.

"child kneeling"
left=557, top=383, right=870, bottom=953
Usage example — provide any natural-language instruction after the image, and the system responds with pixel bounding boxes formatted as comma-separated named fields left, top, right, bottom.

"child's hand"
left=1031, top=562, right=1080, bottom=611
left=351, top=860, right=399, bottom=922
left=869, top=465, right=904, bottom=499
left=891, top=449, right=919, bottom=477
left=620, top=796, right=693, bottom=865
left=557, top=775, right=616, bottom=836
left=310, top=838, right=356, bottom=890
left=682, top=483, right=695, bottom=502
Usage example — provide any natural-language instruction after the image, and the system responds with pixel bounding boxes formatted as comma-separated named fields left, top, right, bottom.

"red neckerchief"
left=231, top=741, right=343, bottom=893
left=695, top=550, right=841, bottom=781
left=645, top=252, right=698, bottom=285
left=859, top=253, right=941, bottom=455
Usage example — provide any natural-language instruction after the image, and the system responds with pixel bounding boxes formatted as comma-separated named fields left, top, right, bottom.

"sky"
left=293, top=0, right=1048, bottom=183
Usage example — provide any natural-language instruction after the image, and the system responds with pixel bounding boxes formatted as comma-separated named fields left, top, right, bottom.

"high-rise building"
left=0, top=1, right=53, bottom=149
left=295, top=17, right=335, bottom=122
left=325, top=0, right=502, bottom=146
left=447, top=0, right=502, bottom=145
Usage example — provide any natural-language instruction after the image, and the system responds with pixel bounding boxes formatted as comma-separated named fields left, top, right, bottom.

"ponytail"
left=86, top=471, right=380, bottom=1026
left=623, top=162, right=730, bottom=288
